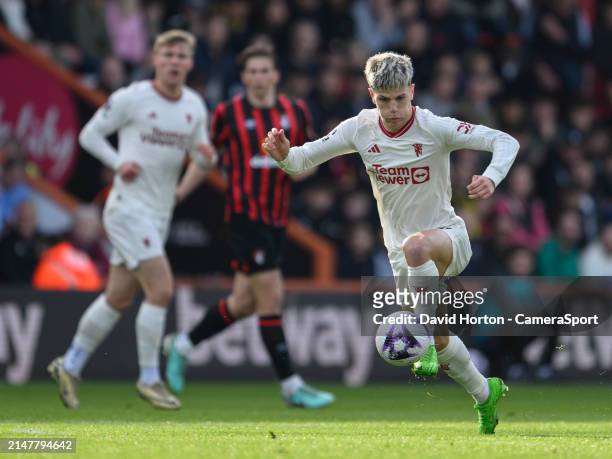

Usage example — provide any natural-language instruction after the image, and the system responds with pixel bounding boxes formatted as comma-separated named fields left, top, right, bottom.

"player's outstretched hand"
left=467, top=175, right=495, bottom=200
left=262, top=128, right=290, bottom=161
left=118, top=161, right=142, bottom=183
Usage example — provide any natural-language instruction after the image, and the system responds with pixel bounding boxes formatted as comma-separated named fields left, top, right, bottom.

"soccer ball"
left=375, top=312, right=432, bottom=367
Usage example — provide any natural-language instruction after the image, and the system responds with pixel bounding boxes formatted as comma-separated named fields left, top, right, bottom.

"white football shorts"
left=387, top=218, right=473, bottom=282
left=103, top=200, right=170, bottom=271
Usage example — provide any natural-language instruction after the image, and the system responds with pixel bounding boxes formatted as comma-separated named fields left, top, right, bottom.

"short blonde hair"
left=364, top=52, right=414, bottom=91
left=153, top=30, right=196, bottom=54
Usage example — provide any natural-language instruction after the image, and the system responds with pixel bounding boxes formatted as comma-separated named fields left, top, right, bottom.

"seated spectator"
left=337, top=221, right=376, bottom=278
left=537, top=209, right=582, bottom=276
left=0, top=200, right=42, bottom=284
left=69, top=205, right=110, bottom=278
left=489, top=163, right=551, bottom=251
left=579, top=221, right=612, bottom=276
left=0, top=153, right=33, bottom=234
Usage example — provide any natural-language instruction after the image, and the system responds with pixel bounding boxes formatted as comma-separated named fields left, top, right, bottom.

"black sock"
left=188, top=298, right=234, bottom=345
left=259, top=314, right=294, bottom=380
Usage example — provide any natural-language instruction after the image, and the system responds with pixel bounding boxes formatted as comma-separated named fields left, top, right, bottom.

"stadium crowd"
left=1, top=0, right=611, bottom=285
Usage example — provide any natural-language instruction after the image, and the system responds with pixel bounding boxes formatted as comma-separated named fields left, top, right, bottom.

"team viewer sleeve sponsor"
left=278, top=117, right=358, bottom=175
left=78, top=87, right=133, bottom=170
left=436, top=115, right=520, bottom=187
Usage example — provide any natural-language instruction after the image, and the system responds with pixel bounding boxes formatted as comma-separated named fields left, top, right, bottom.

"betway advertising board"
left=0, top=286, right=611, bottom=385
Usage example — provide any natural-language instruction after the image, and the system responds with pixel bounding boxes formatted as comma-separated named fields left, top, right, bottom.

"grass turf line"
left=1, top=382, right=611, bottom=459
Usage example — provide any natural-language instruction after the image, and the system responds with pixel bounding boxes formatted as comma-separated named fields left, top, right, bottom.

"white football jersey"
left=79, top=80, right=211, bottom=217
left=279, top=107, right=519, bottom=252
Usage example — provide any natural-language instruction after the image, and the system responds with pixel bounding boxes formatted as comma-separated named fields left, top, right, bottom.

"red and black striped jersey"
left=211, top=94, right=312, bottom=227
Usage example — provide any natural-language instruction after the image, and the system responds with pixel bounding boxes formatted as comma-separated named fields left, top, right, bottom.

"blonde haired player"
left=263, top=52, right=519, bottom=434
left=48, top=30, right=216, bottom=410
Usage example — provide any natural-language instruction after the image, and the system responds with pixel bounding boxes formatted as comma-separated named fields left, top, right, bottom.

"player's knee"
left=228, top=293, right=254, bottom=318
left=402, top=234, right=432, bottom=266
left=105, top=292, right=133, bottom=311
left=146, top=283, right=173, bottom=306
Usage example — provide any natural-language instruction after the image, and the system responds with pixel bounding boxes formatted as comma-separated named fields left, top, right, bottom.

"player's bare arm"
left=175, top=144, right=218, bottom=204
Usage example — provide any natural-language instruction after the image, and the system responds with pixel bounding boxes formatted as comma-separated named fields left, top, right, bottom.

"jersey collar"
left=378, top=106, right=416, bottom=138
left=151, top=80, right=183, bottom=102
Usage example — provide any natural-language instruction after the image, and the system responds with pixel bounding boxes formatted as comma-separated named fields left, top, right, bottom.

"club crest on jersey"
left=185, top=113, right=192, bottom=124
left=148, top=111, right=157, bottom=119
left=413, top=143, right=423, bottom=157
left=367, top=144, right=381, bottom=153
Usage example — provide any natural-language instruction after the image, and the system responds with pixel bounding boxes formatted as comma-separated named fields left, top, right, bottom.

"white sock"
left=174, top=333, right=194, bottom=356
left=407, top=260, right=440, bottom=326
left=280, top=374, right=304, bottom=398
left=438, top=335, right=490, bottom=404
left=64, top=294, right=121, bottom=377
left=136, top=302, right=167, bottom=385
left=139, top=367, right=161, bottom=386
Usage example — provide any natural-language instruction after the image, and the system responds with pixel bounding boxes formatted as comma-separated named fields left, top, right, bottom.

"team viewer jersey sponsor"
left=79, top=80, right=210, bottom=218
left=212, top=94, right=311, bottom=227
left=278, top=107, right=519, bottom=251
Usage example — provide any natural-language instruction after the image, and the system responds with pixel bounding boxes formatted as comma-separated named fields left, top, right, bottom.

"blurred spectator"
left=352, top=0, right=402, bottom=53
left=73, top=0, right=110, bottom=61
left=293, top=178, right=342, bottom=242
left=455, top=59, right=500, bottom=126
left=0, top=201, right=41, bottom=284
left=0, top=153, right=33, bottom=234
left=593, top=1, right=612, bottom=79
left=418, top=71, right=458, bottom=117
left=579, top=221, right=612, bottom=276
left=69, top=205, right=110, bottom=278
left=489, top=163, right=551, bottom=251
left=105, top=0, right=148, bottom=66
left=0, top=0, right=32, bottom=41
left=422, top=0, right=465, bottom=55
left=337, top=221, right=376, bottom=278
left=534, top=0, right=591, bottom=93
left=98, top=56, right=127, bottom=94
left=193, top=14, right=237, bottom=105
left=537, top=209, right=582, bottom=276
left=319, top=0, right=354, bottom=44
left=287, top=20, right=321, bottom=76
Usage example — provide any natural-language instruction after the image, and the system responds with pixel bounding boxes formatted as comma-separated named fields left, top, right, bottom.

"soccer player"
left=47, top=30, right=217, bottom=410
left=163, top=44, right=334, bottom=408
left=262, top=52, right=519, bottom=433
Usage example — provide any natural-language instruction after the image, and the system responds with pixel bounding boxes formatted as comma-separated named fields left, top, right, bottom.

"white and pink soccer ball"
left=375, top=312, right=432, bottom=367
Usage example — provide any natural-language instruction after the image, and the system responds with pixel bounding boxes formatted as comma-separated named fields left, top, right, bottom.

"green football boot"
left=411, top=344, right=439, bottom=377
left=474, top=377, right=509, bottom=434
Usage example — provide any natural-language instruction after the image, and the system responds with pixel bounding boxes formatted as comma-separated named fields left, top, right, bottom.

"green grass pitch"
left=1, top=381, right=611, bottom=458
